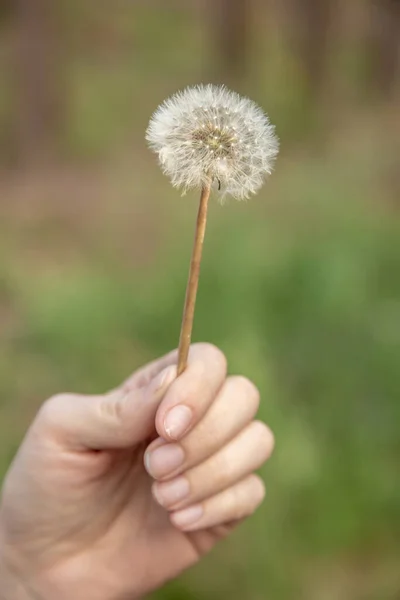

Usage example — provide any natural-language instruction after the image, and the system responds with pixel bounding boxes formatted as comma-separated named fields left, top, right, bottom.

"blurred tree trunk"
left=0, top=0, right=13, bottom=22
left=286, top=0, right=332, bottom=99
left=13, top=0, right=65, bottom=166
left=366, top=0, right=400, bottom=97
left=207, top=0, right=251, bottom=86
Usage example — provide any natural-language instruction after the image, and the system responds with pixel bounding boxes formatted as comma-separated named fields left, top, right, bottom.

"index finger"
left=155, top=343, right=227, bottom=441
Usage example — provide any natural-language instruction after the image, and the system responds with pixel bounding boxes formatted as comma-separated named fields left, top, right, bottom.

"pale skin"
left=0, top=343, right=274, bottom=600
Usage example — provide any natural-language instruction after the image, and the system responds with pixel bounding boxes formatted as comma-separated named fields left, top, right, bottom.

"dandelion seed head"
left=146, top=84, right=279, bottom=200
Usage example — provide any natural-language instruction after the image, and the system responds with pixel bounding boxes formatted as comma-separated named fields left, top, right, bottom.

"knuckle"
left=98, top=394, right=123, bottom=425
left=230, top=475, right=265, bottom=520
left=196, top=342, right=227, bottom=374
left=38, top=393, right=72, bottom=426
left=177, top=379, right=201, bottom=406
left=251, top=420, right=275, bottom=459
left=228, top=376, right=260, bottom=407
left=212, top=451, right=234, bottom=488
left=230, top=481, right=244, bottom=515
left=234, top=476, right=266, bottom=519
left=249, top=474, right=266, bottom=507
left=97, top=393, right=132, bottom=438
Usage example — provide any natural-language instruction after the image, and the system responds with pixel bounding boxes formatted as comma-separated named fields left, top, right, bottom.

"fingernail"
left=164, top=405, right=192, bottom=439
left=152, top=477, right=190, bottom=507
left=145, top=444, right=185, bottom=479
left=172, top=504, right=203, bottom=528
left=152, top=366, right=176, bottom=393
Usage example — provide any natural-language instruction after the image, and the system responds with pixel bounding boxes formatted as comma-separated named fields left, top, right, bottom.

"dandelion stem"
left=177, top=183, right=211, bottom=375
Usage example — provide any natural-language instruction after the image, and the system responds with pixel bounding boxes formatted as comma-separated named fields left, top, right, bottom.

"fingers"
left=155, top=343, right=227, bottom=441
left=144, top=369, right=274, bottom=532
left=171, top=475, right=266, bottom=532
left=36, top=365, right=177, bottom=450
left=34, top=343, right=226, bottom=451
left=145, top=375, right=260, bottom=480
left=151, top=421, right=273, bottom=511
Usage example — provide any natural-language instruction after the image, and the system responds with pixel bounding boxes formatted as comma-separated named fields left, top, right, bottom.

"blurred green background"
left=0, top=0, right=399, bottom=598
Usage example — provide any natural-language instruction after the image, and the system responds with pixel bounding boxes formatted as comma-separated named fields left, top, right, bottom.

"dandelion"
left=146, top=84, right=279, bottom=374
left=146, top=84, right=279, bottom=200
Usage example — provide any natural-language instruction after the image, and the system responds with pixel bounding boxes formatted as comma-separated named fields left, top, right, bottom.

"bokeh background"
left=1, top=0, right=399, bottom=598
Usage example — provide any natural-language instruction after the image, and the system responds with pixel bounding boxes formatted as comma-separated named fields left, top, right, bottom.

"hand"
left=0, top=344, right=274, bottom=600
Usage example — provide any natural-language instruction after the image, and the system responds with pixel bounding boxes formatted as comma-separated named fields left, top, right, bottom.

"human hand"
left=0, top=344, right=274, bottom=600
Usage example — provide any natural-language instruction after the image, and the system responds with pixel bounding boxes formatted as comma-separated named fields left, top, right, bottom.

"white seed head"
left=146, top=84, right=279, bottom=200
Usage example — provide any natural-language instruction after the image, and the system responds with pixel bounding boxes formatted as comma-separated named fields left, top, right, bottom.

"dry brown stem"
left=177, top=183, right=211, bottom=375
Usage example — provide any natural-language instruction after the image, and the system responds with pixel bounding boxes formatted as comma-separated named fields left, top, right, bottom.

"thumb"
left=37, top=366, right=177, bottom=450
